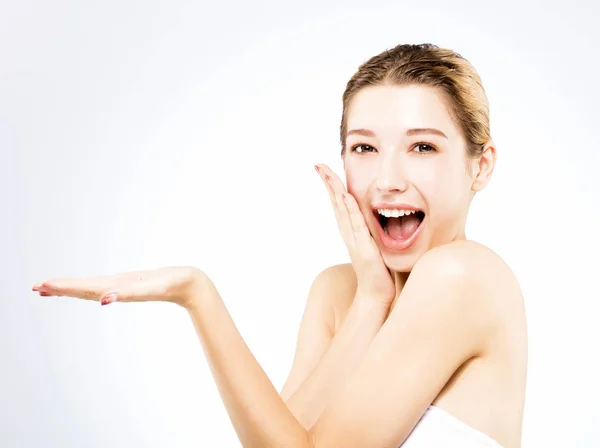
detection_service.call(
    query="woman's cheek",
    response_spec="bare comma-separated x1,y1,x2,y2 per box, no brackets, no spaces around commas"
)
347,181,367,199
344,167,371,197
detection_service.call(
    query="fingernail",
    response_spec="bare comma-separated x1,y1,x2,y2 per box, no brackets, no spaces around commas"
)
101,293,118,306
314,165,321,174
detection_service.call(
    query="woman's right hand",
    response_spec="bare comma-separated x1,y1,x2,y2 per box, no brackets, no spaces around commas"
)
315,164,396,309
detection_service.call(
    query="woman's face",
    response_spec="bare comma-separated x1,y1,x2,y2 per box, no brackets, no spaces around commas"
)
343,84,487,272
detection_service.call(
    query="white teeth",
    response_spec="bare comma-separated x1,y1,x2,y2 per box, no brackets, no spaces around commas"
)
377,209,419,218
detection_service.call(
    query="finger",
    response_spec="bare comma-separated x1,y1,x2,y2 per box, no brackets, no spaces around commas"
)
319,166,363,245
342,193,379,259
37,274,121,301
316,164,354,244
35,269,152,300
315,164,351,227
315,164,340,212
39,279,99,300
316,164,347,197
334,190,356,251
32,279,74,297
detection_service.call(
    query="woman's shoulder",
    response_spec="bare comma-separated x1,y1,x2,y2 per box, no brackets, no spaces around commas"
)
310,263,356,298
419,240,526,346
312,264,357,333
416,240,520,288
323,240,523,331
322,240,520,295
414,240,524,313
417,239,505,265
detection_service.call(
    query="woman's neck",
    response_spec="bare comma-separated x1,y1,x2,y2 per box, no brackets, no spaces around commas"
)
387,271,410,316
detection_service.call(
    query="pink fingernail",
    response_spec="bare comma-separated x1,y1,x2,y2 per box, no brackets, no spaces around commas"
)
101,293,118,306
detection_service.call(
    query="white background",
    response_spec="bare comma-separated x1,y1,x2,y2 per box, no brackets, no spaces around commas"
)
2,0,599,446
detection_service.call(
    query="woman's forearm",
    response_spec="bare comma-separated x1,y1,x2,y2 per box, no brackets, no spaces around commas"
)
186,273,312,447
285,297,388,430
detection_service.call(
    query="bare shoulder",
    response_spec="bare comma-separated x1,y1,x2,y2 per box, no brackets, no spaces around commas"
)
415,239,522,296
327,241,525,336
417,239,510,269
407,240,525,340
419,242,527,445
324,263,357,296
316,263,356,287
414,240,527,350
315,264,358,332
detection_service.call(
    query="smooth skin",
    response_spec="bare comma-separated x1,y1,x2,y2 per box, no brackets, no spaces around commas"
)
32,85,527,447
281,245,527,447
283,85,527,447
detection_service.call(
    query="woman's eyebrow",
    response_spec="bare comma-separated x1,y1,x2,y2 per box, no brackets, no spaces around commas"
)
406,128,448,139
346,128,448,140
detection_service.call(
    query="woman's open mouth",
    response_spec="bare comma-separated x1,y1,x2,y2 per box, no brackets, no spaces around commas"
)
372,207,425,251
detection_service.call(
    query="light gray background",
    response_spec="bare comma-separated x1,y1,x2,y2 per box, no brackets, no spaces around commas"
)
2,0,599,446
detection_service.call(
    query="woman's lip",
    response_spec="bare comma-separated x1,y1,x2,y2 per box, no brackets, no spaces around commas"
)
372,213,425,251
371,202,423,211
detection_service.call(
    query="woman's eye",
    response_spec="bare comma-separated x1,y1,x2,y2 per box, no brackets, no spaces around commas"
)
413,143,436,153
351,144,376,153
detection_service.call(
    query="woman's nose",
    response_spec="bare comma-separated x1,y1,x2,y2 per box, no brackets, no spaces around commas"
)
375,160,409,193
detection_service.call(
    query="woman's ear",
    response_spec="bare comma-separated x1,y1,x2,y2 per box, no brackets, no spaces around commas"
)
471,141,496,192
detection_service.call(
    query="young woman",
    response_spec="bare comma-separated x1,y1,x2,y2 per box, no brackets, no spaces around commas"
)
32,43,527,447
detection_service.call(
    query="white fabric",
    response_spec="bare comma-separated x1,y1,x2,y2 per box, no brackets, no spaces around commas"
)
401,405,504,447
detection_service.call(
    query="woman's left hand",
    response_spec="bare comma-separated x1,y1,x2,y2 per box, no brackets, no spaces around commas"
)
31,265,205,309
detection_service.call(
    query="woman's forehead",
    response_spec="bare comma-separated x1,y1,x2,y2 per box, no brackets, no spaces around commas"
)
346,85,458,140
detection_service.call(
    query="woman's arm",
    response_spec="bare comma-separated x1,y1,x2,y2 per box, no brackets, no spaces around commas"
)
186,274,313,447
186,270,384,446
284,286,387,430
187,266,389,446
186,240,505,447
279,266,339,403
280,263,388,431
278,166,397,430
309,241,506,447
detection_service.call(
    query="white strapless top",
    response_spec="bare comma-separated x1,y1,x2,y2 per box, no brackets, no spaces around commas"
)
401,405,504,447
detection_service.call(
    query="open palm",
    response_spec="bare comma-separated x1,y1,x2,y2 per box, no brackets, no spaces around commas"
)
31,265,201,308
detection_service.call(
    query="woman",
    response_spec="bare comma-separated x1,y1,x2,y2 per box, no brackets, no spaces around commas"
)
31,43,527,447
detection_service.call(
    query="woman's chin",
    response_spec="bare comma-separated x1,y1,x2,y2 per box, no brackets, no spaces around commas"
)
380,251,421,273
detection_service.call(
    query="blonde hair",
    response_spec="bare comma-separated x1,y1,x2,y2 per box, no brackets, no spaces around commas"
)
340,43,491,159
